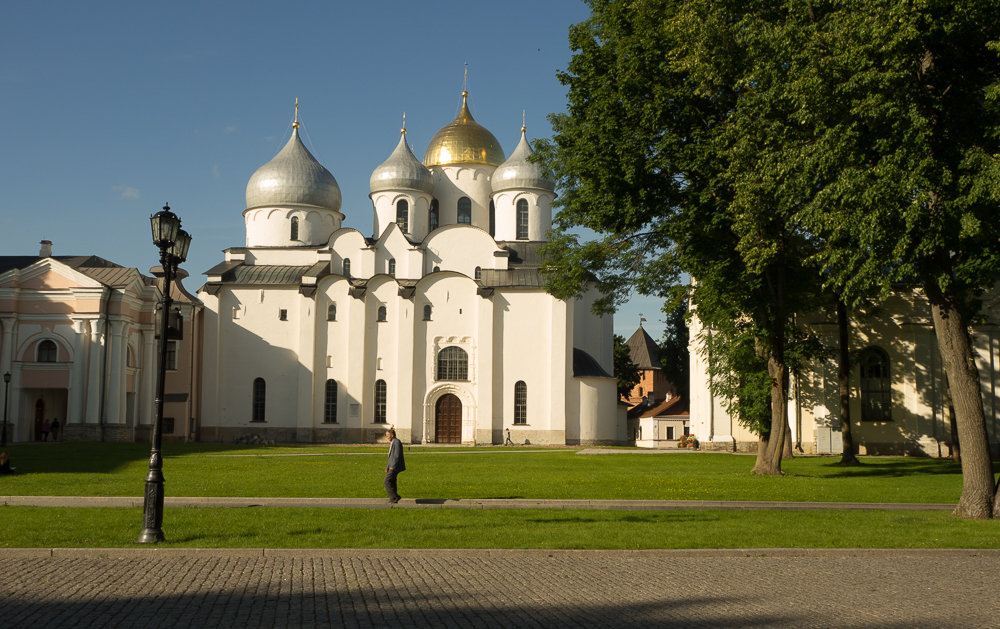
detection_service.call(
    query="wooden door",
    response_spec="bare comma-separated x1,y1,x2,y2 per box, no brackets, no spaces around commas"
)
435,394,462,443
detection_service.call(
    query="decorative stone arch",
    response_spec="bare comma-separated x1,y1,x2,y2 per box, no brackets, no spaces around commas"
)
422,383,477,444
18,332,72,363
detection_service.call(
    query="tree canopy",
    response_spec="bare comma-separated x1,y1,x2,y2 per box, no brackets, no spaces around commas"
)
539,0,1000,509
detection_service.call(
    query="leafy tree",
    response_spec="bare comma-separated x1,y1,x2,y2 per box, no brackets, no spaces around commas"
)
538,0,824,474
776,1,1000,518
542,0,1000,509
613,334,641,399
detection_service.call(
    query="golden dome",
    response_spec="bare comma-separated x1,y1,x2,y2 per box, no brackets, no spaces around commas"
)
423,92,505,167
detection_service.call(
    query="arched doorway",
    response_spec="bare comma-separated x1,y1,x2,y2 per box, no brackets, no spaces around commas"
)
435,394,462,443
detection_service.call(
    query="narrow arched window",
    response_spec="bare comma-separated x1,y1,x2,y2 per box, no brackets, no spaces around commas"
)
374,379,387,424
489,200,496,236
290,216,299,241
377,305,387,322
860,347,891,422
127,346,135,368
429,199,439,231
516,199,529,240
324,379,338,423
437,346,468,381
343,258,351,277
252,377,266,422
514,381,527,425
474,266,482,281
423,305,432,321
37,339,57,362
388,259,396,277
457,197,472,224
327,303,337,321
396,199,409,234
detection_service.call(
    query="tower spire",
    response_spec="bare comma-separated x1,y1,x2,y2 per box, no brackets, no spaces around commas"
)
293,98,300,130
522,109,527,134
402,112,406,135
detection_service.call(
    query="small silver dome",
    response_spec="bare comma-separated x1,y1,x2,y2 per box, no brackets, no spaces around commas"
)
370,131,435,195
246,129,342,211
491,128,554,193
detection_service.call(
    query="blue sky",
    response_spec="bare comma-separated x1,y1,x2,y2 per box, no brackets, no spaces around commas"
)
1,0,664,340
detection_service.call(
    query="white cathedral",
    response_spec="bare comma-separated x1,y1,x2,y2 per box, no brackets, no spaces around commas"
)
198,92,622,445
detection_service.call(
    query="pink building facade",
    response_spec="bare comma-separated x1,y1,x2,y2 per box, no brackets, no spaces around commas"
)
0,243,201,443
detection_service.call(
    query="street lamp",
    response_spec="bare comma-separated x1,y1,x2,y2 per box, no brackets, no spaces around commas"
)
2,372,10,447
138,204,191,544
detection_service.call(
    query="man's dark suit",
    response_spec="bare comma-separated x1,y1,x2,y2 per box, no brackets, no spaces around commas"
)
384,436,405,502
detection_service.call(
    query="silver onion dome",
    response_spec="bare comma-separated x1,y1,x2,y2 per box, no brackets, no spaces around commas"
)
246,128,342,211
491,128,554,193
370,131,435,195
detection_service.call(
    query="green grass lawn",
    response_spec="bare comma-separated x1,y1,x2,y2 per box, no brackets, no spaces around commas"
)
0,442,970,503
1,442,997,549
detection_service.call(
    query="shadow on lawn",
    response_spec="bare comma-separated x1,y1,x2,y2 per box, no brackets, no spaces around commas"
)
1,442,260,475
799,458,966,479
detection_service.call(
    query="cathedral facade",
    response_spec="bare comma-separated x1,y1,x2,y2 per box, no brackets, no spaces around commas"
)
198,92,622,445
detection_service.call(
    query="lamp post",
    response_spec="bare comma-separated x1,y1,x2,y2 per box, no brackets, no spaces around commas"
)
138,204,191,544
2,372,10,447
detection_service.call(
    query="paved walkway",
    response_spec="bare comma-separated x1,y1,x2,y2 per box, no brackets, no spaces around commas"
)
0,495,956,510
3,548,999,628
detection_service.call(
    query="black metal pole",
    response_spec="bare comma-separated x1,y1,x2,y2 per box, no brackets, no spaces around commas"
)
2,374,9,447
138,250,173,544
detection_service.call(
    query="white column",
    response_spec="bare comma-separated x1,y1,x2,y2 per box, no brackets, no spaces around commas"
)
85,320,105,424
105,320,125,424
475,292,494,443
548,298,569,443
296,296,316,440
66,318,90,424
1,317,17,441
395,296,415,441
0,317,15,376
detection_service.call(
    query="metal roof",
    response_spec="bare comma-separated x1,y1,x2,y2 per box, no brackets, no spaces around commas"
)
626,325,661,369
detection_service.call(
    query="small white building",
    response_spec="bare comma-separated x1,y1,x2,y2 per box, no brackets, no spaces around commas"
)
199,93,623,445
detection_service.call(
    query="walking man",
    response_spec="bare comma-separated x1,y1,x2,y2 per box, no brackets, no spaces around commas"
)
384,427,405,504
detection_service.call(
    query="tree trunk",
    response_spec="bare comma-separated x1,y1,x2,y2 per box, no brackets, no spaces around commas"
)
923,279,994,519
753,353,788,475
837,298,859,465
753,261,789,476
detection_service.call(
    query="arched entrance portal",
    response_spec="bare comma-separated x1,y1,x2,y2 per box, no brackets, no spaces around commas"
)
435,394,462,443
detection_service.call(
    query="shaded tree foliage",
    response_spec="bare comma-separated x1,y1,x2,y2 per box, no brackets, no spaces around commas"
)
541,0,1000,513
613,334,641,399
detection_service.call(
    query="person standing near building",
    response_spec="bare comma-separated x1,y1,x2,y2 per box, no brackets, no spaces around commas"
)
51,418,60,441
41,419,51,441
384,427,405,504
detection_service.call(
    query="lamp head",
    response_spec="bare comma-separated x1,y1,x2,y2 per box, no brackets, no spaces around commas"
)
150,204,181,249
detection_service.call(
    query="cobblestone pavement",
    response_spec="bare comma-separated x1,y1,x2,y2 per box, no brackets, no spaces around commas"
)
2,548,998,628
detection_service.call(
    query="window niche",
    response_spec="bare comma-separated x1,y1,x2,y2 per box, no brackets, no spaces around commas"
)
516,199,529,240
859,347,891,422
457,197,471,224
37,339,57,363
